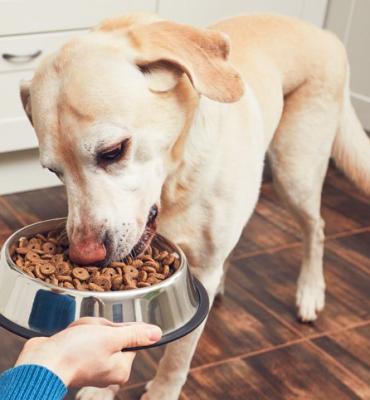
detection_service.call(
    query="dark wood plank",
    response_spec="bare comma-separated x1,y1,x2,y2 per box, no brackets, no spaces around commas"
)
0,328,26,373
0,186,67,233
232,171,369,259
325,171,369,204
313,324,370,387
321,180,370,227
239,342,369,400
0,230,12,247
326,232,370,275
192,275,298,367
117,360,269,400
0,214,12,234
232,200,299,258
185,359,269,400
107,276,300,388
149,341,370,400
232,233,370,336
120,337,370,400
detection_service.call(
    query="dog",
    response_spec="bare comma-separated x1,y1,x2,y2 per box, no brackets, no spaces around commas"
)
20,12,370,400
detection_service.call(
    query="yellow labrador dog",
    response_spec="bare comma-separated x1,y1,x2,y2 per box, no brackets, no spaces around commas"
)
20,13,370,400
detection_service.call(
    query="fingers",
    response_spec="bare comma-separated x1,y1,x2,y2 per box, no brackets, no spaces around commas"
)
68,317,119,328
107,352,136,384
22,336,48,350
69,317,151,329
110,324,162,350
67,317,162,349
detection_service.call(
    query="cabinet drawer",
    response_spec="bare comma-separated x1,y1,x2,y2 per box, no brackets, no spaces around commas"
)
0,30,88,153
0,70,36,153
0,149,61,195
0,0,156,36
0,30,86,73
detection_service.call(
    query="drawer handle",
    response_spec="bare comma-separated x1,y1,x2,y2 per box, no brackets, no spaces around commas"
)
2,50,42,63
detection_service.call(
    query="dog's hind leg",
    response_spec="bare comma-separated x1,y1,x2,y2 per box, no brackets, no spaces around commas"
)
268,83,342,322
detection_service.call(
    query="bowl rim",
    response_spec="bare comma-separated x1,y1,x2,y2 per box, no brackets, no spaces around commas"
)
3,217,188,298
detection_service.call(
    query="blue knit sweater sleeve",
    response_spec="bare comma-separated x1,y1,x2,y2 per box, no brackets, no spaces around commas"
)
0,364,67,400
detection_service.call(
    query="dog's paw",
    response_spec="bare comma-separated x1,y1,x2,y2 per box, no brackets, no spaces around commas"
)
296,281,325,322
76,386,119,400
140,379,181,400
145,380,153,392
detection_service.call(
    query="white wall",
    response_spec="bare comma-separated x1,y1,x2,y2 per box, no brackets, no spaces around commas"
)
157,0,328,27
325,0,370,131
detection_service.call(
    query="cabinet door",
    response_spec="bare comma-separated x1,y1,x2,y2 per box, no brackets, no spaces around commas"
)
0,148,60,194
0,0,156,36
157,0,327,27
0,30,87,154
326,0,370,130
0,70,37,153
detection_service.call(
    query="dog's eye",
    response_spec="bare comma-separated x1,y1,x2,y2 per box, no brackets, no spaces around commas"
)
98,139,130,165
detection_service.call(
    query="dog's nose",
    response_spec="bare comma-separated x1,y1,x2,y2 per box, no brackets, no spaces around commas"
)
69,240,106,265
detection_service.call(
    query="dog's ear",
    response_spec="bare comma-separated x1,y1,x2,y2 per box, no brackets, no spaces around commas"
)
139,60,184,93
20,80,33,125
128,21,244,103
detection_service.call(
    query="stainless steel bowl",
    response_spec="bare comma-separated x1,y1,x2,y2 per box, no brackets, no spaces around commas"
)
0,218,209,350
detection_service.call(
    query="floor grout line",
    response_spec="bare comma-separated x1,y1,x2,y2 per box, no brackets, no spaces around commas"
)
232,226,370,262
325,244,370,276
120,319,370,392
232,242,302,261
306,340,370,391
188,319,370,374
239,291,305,338
325,226,370,240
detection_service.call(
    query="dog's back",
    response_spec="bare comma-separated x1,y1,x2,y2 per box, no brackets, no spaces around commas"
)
211,14,370,194
211,15,347,140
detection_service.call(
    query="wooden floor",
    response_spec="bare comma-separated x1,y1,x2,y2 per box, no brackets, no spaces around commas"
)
0,166,369,400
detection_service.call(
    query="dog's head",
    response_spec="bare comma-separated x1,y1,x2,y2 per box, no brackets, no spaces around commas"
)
20,14,244,265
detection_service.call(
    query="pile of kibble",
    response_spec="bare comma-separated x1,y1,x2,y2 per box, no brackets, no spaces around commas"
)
11,231,180,292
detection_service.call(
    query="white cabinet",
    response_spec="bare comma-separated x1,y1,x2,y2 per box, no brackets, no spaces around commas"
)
326,0,370,131
0,30,87,153
0,148,61,195
157,0,328,27
0,30,88,74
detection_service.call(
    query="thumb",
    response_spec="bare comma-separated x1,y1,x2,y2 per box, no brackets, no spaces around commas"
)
110,323,162,350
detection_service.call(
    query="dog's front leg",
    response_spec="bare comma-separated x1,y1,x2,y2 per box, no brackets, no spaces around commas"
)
141,264,223,400
76,384,120,400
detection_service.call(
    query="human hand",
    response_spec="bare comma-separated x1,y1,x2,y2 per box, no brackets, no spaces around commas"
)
15,317,162,387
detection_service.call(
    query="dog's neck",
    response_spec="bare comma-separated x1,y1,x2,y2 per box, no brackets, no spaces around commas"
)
161,93,231,212
160,79,265,218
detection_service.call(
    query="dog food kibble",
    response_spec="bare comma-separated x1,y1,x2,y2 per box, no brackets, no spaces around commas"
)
11,231,180,292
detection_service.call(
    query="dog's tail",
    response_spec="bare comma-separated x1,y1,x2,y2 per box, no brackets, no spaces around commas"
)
332,74,370,195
